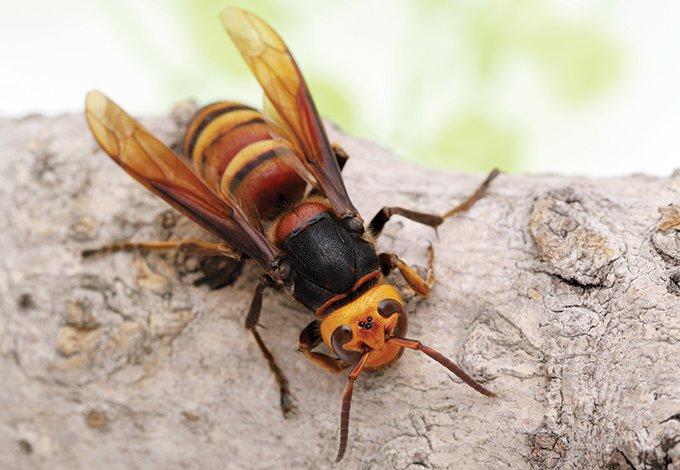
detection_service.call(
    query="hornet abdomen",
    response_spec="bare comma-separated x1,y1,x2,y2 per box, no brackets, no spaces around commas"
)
183,101,307,219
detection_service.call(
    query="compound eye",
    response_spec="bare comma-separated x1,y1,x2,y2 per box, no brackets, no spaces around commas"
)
331,325,362,363
377,299,408,337
377,299,403,317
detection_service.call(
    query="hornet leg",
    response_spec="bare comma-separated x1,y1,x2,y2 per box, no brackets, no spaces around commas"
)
192,256,243,290
297,320,348,373
379,244,435,296
332,143,350,171
83,238,243,290
306,144,351,198
82,238,239,259
368,169,499,237
245,278,295,416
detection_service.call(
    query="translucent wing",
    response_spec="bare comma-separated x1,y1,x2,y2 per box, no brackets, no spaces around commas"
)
221,7,359,223
85,90,284,277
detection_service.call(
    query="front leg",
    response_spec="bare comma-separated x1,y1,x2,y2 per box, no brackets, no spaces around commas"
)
379,245,435,296
368,169,499,237
297,320,347,373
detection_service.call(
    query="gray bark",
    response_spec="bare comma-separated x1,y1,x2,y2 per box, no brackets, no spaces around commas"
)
0,107,679,470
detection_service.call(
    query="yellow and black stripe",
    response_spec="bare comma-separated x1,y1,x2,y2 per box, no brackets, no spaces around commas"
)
183,101,254,160
183,101,307,220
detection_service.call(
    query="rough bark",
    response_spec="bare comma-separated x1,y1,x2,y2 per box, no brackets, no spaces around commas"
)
0,107,679,470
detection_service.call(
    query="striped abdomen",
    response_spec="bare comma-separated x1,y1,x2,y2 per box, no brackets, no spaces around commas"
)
183,102,307,219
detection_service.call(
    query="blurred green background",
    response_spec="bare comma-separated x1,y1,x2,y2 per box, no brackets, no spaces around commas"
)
2,0,679,176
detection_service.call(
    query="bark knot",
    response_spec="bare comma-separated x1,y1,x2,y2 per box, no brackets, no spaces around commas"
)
530,188,618,287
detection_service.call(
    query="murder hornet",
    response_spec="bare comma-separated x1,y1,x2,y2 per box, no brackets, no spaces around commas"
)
83,6,499,462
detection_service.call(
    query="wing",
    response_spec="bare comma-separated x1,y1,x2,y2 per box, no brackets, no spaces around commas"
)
220,7,360,224
84,90,284,278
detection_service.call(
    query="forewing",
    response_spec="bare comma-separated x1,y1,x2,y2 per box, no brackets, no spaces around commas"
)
85,90,283,275
220,7,358,220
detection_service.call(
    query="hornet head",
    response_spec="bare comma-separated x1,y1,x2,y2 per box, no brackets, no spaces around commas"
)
320,284,407,370
319,282,496,462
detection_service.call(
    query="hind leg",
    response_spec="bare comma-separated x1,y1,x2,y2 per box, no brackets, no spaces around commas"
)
192,256,244,289
332,143,350,171
368,169,499,237
83,238,243,290
307,144,351,198
82,238,239,259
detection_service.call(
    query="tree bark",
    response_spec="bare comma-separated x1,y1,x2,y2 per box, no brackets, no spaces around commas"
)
0,108,678,469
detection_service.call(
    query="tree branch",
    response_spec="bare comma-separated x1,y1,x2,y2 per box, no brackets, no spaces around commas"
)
0,108,678,469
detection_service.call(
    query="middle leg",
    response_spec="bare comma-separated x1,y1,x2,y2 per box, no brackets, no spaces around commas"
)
244,278,295,416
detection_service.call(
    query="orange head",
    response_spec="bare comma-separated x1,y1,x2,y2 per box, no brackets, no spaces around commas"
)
320,284,407,370
321,282,496,463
